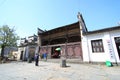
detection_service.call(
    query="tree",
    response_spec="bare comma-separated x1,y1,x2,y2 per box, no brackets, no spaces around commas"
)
0,25,19,59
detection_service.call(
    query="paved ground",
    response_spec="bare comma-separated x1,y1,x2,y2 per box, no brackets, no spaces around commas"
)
0,61,120,80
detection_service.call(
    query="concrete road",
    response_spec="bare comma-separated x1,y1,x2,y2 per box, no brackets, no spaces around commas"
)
0,61,119,80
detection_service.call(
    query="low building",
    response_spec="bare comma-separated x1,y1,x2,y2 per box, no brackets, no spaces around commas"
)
18,35,38,61
82,25,120,64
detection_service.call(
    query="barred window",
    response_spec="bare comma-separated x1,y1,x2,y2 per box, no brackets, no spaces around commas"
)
91,39,104,53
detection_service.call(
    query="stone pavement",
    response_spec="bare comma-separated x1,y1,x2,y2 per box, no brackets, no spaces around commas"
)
0,61,120,80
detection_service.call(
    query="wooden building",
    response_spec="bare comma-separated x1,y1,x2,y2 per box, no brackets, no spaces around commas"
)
38,14,87,61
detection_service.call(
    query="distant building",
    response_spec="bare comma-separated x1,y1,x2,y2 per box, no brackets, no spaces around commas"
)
18,35,38,61
0,46,18,60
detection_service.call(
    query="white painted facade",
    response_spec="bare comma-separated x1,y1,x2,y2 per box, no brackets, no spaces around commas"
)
82,29,120,63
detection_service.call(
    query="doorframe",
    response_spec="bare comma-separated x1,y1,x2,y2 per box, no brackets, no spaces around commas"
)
114,37,120,60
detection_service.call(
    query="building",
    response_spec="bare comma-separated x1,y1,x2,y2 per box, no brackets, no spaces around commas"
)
18,35,38,61
38,12,120,64
82,26,120,64
38,14,87,61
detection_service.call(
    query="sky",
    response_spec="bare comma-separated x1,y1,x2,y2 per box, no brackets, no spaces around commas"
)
0,0,120,38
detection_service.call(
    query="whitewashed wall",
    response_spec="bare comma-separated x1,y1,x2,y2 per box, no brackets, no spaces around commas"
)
82,29,120,63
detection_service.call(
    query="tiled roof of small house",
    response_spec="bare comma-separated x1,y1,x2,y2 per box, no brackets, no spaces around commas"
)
83,25,120,35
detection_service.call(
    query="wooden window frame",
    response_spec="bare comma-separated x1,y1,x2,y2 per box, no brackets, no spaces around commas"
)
91,39,104,53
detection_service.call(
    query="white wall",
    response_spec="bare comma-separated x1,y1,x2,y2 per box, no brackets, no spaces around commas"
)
82,36,90,62
82,30,120,63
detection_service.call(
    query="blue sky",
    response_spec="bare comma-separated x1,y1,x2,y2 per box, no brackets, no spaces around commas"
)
0,0,120,38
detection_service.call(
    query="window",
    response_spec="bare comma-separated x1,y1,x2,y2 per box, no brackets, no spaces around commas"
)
91,39,104,53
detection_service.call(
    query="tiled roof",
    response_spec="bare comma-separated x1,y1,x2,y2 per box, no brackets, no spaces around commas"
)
38,21,79,35
83,25,120,35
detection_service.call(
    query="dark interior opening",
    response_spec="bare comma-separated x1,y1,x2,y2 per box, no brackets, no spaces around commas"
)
115,37,120,59
51,46,61,58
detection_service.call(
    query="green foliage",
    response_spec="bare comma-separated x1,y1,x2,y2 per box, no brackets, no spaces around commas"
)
0,25,20,47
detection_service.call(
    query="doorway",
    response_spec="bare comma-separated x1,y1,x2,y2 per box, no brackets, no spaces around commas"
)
20,51,23,60
115,37,120,59
51,46,61,58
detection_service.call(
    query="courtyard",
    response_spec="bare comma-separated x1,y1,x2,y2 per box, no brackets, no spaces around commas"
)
0,61,119,80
